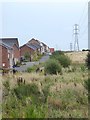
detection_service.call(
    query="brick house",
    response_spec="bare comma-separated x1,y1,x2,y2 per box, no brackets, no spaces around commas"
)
27,38,41,54
27,38,49,54
0,41,13,68
20,44,37,61
27,38,40,45
0,38,20,68
50,48,54,53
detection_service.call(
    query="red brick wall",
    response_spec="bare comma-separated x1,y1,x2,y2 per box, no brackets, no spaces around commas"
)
13,44,20,59
2,46,9,68
50,48,54,53
0,45,2,68
20,45,34,57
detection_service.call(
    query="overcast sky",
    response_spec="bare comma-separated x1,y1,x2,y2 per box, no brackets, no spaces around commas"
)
0,0,89,51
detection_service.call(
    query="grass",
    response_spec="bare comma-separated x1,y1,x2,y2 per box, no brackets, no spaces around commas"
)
1,53,88,118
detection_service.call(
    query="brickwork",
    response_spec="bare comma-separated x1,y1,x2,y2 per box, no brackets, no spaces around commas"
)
0,45,2,68
1,45,9,68
20,45,34,57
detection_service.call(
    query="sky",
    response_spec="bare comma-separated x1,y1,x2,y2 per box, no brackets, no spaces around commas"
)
0,0,89,51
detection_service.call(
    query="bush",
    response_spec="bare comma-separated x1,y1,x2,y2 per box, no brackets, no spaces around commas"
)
3,80,10,95
56,55,71,68
50,51,71,68
14,84,39,99
24,52,30,61
45,59,62,75
52,51,64,56
86,51,90,69
50,51,64,59
15,61,21,67
27,66,36,73
84,79,90,91
27,64,42,73
25,105,46,118
80,64,86,72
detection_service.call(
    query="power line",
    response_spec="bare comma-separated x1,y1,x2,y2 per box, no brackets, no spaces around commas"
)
78,1,88,26
79,12,88,27
77,1,88,46
79,24,88,39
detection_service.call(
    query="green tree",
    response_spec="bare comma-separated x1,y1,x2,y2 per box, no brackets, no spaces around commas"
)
24,52,30,61
56,55,71,68
86,51,90,70
50,51,71,68
45,59,62,74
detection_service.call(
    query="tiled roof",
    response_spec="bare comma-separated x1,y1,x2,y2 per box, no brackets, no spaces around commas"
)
0,38,19,48
31,43,41,49
0,40,12,49
26,44,37,50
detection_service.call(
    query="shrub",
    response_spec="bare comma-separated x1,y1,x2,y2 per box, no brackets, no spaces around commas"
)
45,59,62,75
24,52,30,61
56,55,71,68
14,84,39,99
50,51,71,68
15,61,21,67
3,80,10,96
86,51,90,69
27,66,35,73
80,64,86,72
27,65,40,73
25,105,46,118
84,79,90,91
52,51,64,56
50,51,64,60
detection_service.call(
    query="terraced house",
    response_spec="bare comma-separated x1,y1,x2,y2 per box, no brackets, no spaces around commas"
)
27,38,50,54
0,38,20,68
20,44,38,61
20,38,50,61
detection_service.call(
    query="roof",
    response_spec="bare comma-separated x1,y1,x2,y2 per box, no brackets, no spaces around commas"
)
28,38,41,45
27,38,49,48
0,38,19,48
20,44,37,50
26,44,37,50
30,43,41,49
41,42,47,46
0,40,12,49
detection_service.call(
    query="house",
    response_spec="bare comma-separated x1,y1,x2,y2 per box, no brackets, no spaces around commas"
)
0,41,13,68
20,38,50,61
27,38,41,54
27,38,50,54
20,44,37,61
41,42,50,53
0,38,20,68
50,48,54,53
27,38,40,45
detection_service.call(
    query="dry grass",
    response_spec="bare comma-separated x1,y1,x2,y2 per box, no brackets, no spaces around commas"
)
65,51,88,63
1,51,88,118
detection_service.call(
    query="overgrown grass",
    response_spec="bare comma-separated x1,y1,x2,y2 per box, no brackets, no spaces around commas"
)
2,62,88,118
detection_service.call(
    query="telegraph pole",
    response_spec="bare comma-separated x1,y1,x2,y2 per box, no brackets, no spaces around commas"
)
73,24,79,51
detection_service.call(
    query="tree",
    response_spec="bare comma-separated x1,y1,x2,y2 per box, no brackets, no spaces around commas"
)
86,51,90,70
45,59,62,75
24,52,30,61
